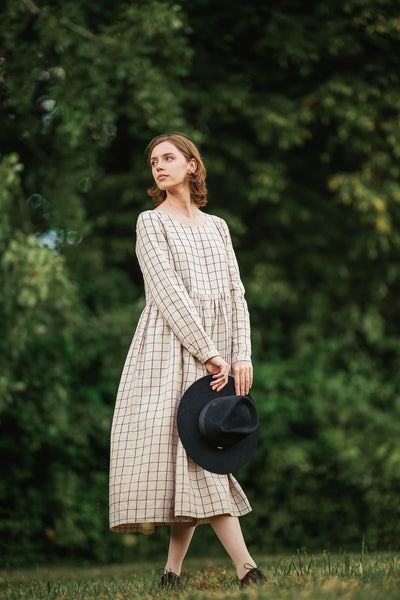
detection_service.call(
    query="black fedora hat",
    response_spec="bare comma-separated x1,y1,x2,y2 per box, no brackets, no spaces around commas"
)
177,375,259,474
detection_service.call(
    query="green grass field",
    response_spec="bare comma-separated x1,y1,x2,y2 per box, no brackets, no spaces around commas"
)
1,550,399,599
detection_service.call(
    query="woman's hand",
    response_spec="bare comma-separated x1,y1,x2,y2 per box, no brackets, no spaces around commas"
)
231,360,253,396
205,356,230,392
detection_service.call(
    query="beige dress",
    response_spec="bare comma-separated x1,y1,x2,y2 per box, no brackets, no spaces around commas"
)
109,209,252,534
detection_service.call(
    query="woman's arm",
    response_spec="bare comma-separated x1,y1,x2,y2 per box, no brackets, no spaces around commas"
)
218,218,253,395
219,218,252,363
135,211,220,365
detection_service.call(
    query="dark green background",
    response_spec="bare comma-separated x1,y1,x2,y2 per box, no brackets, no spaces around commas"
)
1,0,400,566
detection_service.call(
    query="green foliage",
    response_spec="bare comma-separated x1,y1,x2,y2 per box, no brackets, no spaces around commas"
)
243,356,400,551
0,153,141,565
1,0,400,565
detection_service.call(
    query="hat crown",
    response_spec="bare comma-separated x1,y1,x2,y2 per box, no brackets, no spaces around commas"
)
199,395,259,450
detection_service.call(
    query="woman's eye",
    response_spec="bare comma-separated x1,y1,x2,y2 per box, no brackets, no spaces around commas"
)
151,161,157,167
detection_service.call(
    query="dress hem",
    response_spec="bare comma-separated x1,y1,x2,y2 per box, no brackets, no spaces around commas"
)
110,507,252,535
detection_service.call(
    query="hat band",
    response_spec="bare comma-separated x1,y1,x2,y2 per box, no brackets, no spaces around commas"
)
199,402,221,447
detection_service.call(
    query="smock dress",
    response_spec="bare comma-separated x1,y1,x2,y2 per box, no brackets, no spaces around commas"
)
109,209,252,534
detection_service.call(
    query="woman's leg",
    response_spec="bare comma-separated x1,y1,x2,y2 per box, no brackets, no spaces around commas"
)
210,515,256,580
164,523,196,575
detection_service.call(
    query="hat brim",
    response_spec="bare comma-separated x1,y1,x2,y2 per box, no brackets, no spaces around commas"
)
177,375,259,474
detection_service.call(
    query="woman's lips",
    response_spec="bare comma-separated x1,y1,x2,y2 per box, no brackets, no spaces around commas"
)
158,175,168,181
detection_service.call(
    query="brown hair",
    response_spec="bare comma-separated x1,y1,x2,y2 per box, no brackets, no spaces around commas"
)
145,133,207,207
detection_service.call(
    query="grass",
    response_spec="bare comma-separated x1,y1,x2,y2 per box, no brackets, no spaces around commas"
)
1,549,400,600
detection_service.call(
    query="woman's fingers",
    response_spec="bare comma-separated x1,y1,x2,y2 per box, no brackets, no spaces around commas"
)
205,356,230,391
212,380,227,392
206,357,253,394
232,361,253,395
211,364,229,391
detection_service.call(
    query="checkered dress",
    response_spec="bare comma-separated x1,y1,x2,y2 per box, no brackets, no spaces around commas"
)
109,209,252,533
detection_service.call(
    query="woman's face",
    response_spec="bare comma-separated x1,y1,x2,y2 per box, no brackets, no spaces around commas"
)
150,141,195,191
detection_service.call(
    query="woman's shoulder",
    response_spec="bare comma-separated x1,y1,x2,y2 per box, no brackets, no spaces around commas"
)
137,208,160,219
136,209,163,226
207,213,226,224
207,213,229,233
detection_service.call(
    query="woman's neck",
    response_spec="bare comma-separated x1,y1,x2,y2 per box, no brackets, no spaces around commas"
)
162,191,199,217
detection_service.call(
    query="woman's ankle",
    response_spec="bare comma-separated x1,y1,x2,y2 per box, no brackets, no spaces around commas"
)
236,560,257,580
164,564,182,576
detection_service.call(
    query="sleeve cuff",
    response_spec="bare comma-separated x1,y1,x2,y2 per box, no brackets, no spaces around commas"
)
231,353,252,363
199,350,221,364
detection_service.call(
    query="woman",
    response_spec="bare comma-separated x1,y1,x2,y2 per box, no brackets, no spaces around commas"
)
109,133,266,588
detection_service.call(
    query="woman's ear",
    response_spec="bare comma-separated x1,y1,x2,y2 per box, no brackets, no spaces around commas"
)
188,158,197,173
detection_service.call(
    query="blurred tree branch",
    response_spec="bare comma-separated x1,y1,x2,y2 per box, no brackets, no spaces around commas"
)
21,0,40,14
21,0,96,39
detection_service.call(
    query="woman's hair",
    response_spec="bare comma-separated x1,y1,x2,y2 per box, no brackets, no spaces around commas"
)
145,133,207,207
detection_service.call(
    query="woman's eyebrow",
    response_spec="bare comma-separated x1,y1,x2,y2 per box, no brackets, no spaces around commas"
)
151,152,176,161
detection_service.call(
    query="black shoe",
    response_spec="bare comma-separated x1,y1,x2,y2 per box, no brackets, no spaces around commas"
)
240,565,267,587
159,571,180,589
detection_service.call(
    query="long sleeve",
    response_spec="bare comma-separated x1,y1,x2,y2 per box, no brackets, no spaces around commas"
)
218,218,252,363
135,211,220,364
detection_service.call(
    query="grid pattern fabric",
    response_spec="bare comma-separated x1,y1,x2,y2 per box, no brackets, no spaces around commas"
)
109,210,252,534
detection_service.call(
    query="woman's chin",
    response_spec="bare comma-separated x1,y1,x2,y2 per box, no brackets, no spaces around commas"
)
156,181,169,190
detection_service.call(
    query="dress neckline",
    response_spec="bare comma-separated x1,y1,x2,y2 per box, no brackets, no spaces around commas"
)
154,210,208,228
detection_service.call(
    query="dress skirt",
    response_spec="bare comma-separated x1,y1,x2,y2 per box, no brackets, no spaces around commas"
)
109,209,252,534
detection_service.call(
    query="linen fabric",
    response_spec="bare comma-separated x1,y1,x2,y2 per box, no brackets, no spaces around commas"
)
109,209,252,534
